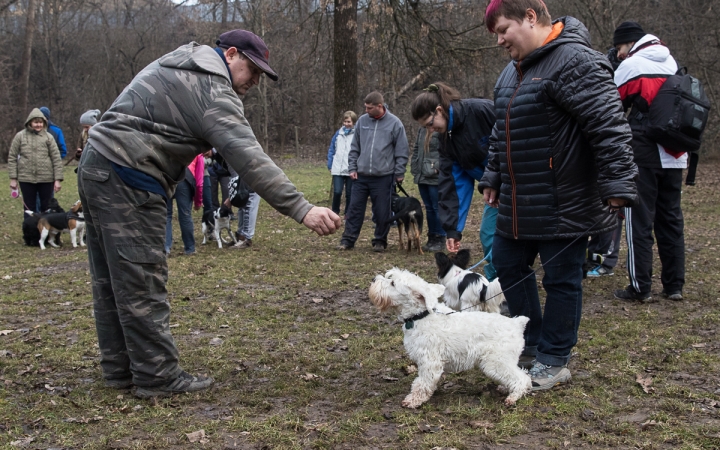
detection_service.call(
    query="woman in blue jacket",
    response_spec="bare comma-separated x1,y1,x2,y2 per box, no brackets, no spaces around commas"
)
411,82,498,281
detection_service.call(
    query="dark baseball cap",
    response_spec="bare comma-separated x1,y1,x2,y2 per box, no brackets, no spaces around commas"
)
216,29,279,81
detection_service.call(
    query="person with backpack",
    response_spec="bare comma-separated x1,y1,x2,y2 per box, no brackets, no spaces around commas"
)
612,22,694,302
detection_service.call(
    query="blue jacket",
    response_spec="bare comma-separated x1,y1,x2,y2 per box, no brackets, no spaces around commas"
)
47,123,67,159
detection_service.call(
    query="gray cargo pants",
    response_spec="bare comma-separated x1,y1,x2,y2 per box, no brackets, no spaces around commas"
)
78,145,182,387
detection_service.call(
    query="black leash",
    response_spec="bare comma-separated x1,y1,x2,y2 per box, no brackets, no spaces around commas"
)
396,182,410,198
457,213,612,313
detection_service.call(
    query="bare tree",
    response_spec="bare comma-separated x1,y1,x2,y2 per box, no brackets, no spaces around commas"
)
333,0,358,124
18,0,36,123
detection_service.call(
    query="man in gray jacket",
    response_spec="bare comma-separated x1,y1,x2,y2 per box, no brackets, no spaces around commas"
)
78,29,341,398
338,92,409,252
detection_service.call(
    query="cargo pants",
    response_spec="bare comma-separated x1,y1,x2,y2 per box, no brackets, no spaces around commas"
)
78,145,182,387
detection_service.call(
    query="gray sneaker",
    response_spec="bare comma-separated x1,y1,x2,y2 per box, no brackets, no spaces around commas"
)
661,290,683,301
529,362,571,391
134,371,213,398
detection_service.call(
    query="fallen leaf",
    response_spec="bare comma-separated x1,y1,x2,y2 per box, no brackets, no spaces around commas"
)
169,323,180,328
217,306,225,313
2,275,11,280
382,375,398,382
469,420,494,429
64,416,103,424
300,373,321,381
641,419,658,431
636,373,655,394
186,429,206,443
10,436,34,447
311,298,323,303
209,338,223,346
0,330,14,336
692,343,707,348
340,333,350,339
0,350,12,357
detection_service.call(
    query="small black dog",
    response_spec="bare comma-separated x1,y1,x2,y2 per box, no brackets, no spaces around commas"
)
22,198,65,247
388,196,424,254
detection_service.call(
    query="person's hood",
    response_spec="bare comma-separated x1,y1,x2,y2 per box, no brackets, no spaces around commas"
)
629,34,670,63
158,42,231,82
519,16,591,71
25,108,48,130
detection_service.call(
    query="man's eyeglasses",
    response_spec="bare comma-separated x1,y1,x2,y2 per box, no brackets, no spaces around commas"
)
424,112,436,129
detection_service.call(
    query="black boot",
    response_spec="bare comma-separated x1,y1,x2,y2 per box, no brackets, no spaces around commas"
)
423,235,445,252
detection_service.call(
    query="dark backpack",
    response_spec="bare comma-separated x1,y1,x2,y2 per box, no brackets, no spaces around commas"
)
646,67,711,153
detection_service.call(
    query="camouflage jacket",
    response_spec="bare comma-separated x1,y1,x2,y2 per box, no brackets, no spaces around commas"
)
87,43,312,223
8,108,64,184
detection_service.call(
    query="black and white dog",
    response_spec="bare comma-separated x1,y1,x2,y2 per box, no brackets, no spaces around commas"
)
212,205,237,248
388,195,424,254
435,250,509,316
22,198,65,247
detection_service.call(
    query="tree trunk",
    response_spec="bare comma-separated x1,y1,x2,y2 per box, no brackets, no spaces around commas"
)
333,0,358,124
18,0,37,123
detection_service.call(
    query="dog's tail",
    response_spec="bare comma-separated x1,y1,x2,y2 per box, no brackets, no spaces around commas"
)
384,205,420,226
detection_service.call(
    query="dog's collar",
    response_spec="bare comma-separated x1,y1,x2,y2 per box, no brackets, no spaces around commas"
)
403,310,430,329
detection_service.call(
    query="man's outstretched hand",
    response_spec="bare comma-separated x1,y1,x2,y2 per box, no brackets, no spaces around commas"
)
303,206,342,236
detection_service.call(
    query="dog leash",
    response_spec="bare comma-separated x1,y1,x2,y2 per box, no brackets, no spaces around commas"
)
458,213,611,313
468,250,492,271
396,182,411,198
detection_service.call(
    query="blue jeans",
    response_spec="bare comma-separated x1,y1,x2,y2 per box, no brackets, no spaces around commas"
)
235,192,260,240
480,204,498,281
331,175,353,215
493,234,588,367
165,180,195,254
418,184,445,237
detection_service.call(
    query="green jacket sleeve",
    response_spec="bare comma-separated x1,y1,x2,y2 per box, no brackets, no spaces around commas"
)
7,133,21,179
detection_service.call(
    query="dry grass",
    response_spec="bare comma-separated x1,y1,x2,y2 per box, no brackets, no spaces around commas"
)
0,160,718,449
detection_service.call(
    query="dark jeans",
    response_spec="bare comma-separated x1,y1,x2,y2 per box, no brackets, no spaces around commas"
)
331,175,353,215
341,174,394,248
165,179,195,254
587,214,623,269
493,234,588,367
418,183,444,237
19,182,54,217
625,167,684,294
202,175,213,216
210,173,231,211
78,145,181,387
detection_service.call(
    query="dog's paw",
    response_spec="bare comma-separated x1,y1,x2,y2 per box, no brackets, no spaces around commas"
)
504,397,517,406
401,395,424,409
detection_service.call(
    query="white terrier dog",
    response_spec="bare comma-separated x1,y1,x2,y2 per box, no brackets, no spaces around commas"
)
435,250,508,315
369,268,531,408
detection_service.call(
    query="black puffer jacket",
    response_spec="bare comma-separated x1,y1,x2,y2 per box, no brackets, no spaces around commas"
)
478,16,637,240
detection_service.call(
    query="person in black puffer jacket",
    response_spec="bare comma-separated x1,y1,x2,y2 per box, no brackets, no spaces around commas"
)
479,0,637,392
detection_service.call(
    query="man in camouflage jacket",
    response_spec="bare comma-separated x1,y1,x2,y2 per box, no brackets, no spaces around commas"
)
77,30,340,398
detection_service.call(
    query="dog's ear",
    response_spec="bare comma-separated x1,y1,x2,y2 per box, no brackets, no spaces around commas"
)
434,252,454,279
454,249,471,269
410,283,445,313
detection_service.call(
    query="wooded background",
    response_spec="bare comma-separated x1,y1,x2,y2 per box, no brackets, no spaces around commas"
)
1,0,717,162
